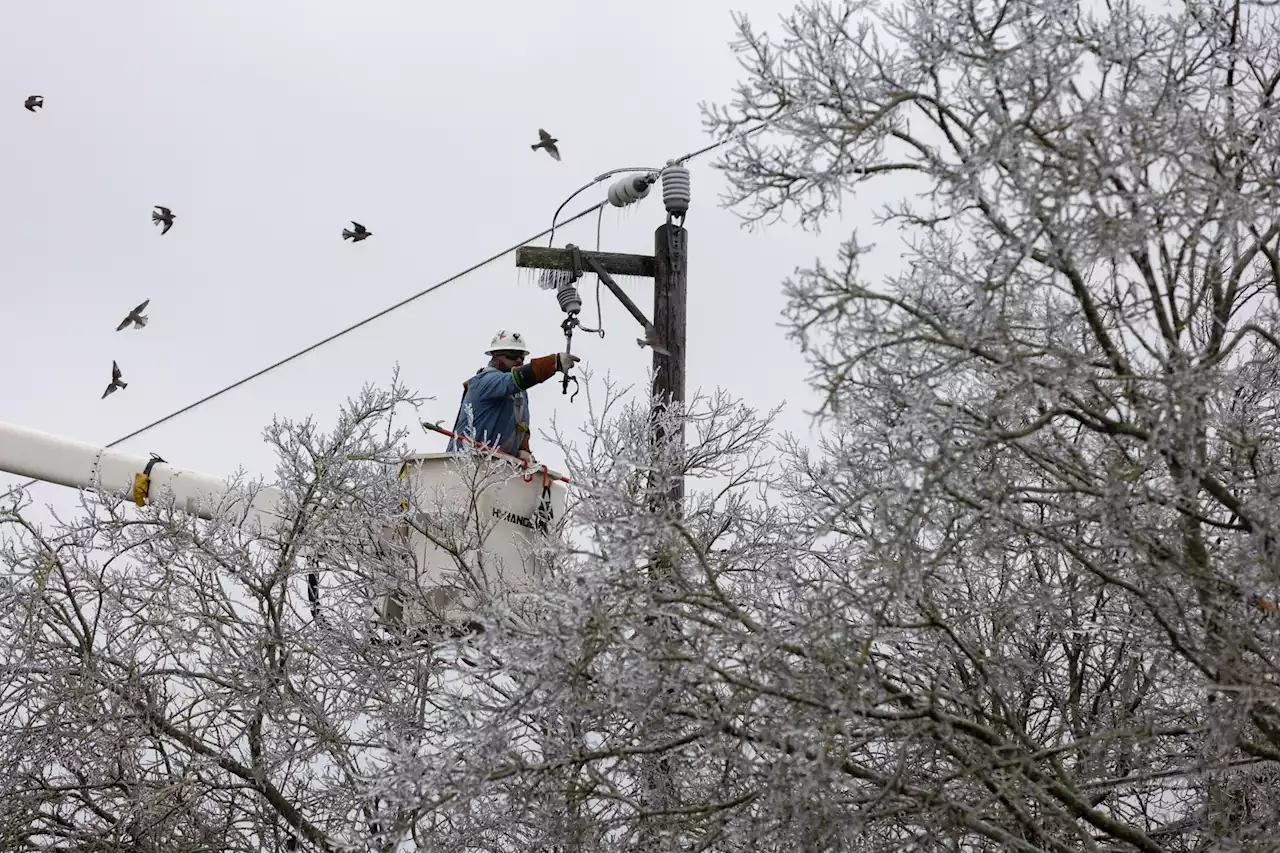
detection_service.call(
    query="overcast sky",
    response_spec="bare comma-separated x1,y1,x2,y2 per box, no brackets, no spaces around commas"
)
1,1,850,513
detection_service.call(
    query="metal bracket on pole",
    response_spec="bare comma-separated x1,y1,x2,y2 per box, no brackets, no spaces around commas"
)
568,245,584,282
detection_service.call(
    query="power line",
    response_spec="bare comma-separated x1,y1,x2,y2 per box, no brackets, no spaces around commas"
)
109,200,608,446
5,116,797,501
548,166,662,248
546,106,803,246
672,103,805,165
2,201,607,500
137,119,797,441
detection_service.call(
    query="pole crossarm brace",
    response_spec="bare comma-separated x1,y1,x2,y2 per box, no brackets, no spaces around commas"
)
581,254,664,347
515,244,669,354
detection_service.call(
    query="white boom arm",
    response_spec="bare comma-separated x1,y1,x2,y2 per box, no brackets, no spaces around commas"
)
1,420,573,630
0,420,283,529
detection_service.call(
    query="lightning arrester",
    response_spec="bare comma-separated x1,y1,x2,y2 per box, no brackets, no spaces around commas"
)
661,161,691,217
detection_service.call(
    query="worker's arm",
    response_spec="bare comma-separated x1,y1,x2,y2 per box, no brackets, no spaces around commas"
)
467,356,561,401
512,355,560,391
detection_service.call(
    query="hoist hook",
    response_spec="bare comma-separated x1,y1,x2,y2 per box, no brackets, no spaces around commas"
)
560,312,579,401
548,244,590,403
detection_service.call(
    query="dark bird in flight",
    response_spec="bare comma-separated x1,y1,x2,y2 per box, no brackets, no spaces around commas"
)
152,206,175,235
532,128,561,161
117,299,150,331
102,361,127,399
342,221,372,242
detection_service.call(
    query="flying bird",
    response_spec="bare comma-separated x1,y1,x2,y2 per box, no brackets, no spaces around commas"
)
531,128,560,161
152,206,175,235
342,221,372,242
24,95,43,112
102,361,127,399
116,299,150,331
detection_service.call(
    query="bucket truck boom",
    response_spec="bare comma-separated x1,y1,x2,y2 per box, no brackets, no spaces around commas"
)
0,419,569,632
0,420,283,529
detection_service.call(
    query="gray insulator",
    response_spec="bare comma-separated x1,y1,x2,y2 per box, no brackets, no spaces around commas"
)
607,173,656,208
661,161,690,216
557,282,582,315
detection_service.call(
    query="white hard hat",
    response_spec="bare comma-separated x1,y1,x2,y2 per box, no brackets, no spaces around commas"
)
485,329,531,355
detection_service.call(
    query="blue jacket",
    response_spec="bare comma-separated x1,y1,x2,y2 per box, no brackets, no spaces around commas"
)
448,366,530,456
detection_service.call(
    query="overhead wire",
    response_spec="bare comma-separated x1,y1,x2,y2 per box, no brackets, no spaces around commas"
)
2,201,606,500
671,102,806,165
547,166,662,249
4,106,804,501
546,102,806,246
545,107,807,335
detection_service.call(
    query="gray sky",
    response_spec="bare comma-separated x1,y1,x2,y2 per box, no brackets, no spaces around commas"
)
1,0,842,509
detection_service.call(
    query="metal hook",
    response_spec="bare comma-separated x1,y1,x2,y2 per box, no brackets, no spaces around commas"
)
560,313,579,400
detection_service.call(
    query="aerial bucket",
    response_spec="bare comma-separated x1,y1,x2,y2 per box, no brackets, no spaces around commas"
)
375,451,570,634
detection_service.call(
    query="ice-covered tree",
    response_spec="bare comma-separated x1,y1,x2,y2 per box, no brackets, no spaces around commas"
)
698,0,1280,848
382,0,1280,849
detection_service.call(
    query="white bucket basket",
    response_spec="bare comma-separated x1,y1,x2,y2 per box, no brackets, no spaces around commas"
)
377,452,569,631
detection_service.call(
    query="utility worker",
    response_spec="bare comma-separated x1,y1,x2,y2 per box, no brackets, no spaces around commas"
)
448,330,581,463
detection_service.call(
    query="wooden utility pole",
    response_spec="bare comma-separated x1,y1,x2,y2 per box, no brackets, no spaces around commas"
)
651,222,688,512
517,217,689,850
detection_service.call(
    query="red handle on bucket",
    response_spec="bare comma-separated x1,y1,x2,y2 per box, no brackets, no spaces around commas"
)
419,421,571,484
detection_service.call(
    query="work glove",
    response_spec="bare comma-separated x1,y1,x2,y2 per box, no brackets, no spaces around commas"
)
519,449,536,465
555,353,581,374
